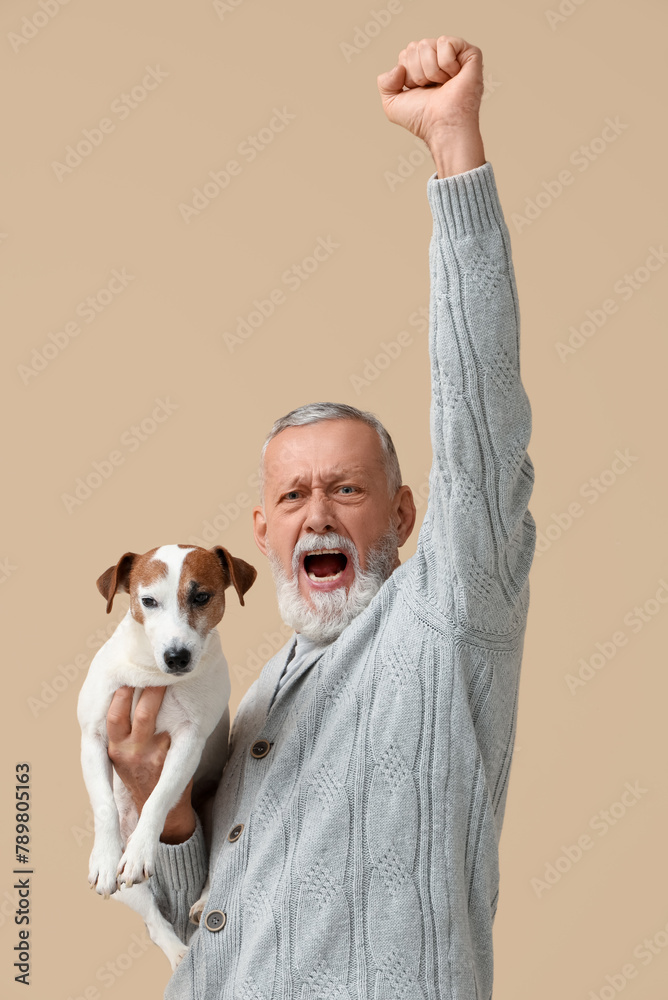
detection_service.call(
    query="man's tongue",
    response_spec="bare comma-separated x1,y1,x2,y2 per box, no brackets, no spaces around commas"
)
305,553,345,579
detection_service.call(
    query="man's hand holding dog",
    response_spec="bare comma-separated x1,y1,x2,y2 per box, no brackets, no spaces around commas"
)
377,35,486,178
107,686,196,845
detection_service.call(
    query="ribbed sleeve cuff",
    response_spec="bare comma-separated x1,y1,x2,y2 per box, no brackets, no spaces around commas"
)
153,811,208,892
427,161,503,240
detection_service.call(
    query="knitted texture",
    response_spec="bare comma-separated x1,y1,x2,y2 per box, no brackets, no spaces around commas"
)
149,160,536,1000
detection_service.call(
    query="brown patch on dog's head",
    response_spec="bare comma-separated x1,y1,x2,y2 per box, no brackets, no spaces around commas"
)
177,546,257,631
96,548,168,620
178,546,228,632
97,544,256,629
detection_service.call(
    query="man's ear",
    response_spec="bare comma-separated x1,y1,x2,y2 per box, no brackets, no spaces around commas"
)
96,552,137,614
252,505,268,556
395,485,417,545
211,547,257,607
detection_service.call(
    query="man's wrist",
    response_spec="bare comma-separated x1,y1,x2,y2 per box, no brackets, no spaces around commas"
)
160,805,197,845
427,126,486,179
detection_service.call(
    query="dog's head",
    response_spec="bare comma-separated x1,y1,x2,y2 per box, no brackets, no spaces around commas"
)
96,544,257,676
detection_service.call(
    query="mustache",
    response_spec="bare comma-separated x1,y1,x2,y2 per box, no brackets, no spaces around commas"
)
267,524,400,644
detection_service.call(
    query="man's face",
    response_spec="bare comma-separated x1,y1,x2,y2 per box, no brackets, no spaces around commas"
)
252,419,416,642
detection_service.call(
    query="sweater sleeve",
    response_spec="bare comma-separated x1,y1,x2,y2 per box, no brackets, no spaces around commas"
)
411,160,536,637
148,811,209,946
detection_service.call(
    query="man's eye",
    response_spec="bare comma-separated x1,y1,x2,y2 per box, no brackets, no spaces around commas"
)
193,593,210,606
141,597,157,608
284,491,300,500
339,486,356,494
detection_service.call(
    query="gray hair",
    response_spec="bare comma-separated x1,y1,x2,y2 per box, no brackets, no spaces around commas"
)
258,402,402,504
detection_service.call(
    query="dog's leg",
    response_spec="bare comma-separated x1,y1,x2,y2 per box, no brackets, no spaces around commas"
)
113,767,138,847
80,730,124,897
188,789,215,925
116,731,206,887
189,873,211,926
113,883,190,971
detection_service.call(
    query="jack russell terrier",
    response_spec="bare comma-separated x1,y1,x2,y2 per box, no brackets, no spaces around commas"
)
77,543,256,969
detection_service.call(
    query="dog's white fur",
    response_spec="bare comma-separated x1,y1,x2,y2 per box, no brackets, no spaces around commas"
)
77,544,254,970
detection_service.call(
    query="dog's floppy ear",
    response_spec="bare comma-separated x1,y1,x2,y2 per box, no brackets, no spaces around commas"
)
96,552,137,614
211,547,257,607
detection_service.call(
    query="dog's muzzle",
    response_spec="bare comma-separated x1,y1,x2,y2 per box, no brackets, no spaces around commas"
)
163,647,192,673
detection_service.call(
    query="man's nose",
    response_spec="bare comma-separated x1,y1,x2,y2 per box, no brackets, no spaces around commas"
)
302,495,338,534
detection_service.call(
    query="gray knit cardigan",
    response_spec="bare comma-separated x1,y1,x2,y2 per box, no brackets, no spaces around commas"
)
149,159,536,1000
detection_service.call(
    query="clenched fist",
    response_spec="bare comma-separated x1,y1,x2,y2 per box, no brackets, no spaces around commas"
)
377,36,486,178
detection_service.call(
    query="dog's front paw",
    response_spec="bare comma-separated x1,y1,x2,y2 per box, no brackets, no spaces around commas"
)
116,830,156,888
89,842,123,898
167,942,189,971
189,890,209,926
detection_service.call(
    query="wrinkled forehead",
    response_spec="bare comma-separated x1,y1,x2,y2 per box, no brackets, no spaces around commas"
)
262,420,386,487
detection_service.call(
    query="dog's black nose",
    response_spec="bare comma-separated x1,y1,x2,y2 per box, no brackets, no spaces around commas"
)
163,647,192,672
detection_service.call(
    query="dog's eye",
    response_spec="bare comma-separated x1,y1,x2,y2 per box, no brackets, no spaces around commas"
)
193,593,210,606
141,597,157,608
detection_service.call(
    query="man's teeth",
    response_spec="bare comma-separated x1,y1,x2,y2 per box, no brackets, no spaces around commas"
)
303,548,345,582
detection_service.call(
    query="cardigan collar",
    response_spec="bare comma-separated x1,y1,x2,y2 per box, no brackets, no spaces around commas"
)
245,558,412,726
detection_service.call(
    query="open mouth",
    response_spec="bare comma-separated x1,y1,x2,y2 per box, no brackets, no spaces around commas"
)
303,548,348,582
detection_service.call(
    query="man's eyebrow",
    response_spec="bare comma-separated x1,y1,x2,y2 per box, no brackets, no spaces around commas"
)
270,467,370,492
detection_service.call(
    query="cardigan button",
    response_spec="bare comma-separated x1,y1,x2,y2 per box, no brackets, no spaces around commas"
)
251,739,271,758
203,909,226,932
228,823,244,842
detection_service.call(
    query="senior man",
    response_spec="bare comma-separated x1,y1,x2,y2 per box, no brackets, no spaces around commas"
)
107,35,536,999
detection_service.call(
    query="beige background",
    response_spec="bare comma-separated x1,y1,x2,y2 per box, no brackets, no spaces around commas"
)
2,0,667,997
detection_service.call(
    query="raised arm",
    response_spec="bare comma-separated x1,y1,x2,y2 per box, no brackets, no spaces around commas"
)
378,37,536,638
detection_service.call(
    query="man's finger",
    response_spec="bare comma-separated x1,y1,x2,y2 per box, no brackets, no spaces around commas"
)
376,63,406,99
404,39,439,88
131,685,167,742
437,36,482,77
106,686,135,743
416,39,451,86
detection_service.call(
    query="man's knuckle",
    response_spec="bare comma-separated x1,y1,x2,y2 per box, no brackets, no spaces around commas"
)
132,708,153,726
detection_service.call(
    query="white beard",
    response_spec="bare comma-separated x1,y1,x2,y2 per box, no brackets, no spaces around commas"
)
266,526,400,645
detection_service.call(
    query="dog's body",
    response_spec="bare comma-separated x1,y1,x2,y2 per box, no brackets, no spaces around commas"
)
77,544,256,969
